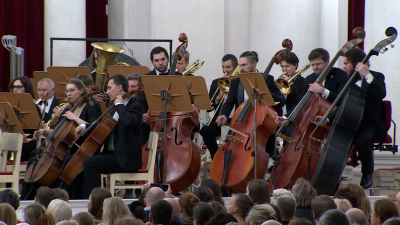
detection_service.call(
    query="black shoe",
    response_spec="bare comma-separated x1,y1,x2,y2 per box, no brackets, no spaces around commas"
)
360,174,372,189
124,189,134,199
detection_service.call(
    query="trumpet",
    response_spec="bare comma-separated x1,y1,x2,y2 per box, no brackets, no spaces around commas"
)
34,96,44,105
182,59,205,76
275,63,311,95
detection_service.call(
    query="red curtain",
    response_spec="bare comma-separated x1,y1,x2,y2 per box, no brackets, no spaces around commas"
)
348,0,365,50
86,0,108,58
0,0,44,92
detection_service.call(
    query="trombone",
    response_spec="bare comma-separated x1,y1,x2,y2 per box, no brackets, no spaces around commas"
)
182,59,205,76
275,63,311,95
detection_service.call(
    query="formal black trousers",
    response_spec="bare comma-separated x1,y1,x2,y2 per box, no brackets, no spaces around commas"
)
353,120,376,175
200,121,221,159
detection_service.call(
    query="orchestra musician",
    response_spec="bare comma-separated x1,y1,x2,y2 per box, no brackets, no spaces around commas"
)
74,74,143,199
37,78,60,123
200,54,238,159
215,51,285,156
176,50,190,74
75,73,102,118
317,48,387,189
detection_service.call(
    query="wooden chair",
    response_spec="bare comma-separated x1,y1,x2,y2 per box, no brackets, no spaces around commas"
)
102,132,158,196
0,132,24,194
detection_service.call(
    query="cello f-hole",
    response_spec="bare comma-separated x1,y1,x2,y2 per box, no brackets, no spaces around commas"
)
244,133,251,151
171,127,183,146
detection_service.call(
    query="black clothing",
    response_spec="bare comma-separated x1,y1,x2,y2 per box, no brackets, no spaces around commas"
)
43,97,60,123
90,97,102,118
284,76,304,117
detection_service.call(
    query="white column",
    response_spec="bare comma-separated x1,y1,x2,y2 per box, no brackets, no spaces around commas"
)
44,0,86,68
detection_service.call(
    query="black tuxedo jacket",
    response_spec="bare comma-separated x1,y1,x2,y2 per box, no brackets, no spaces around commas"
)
302,67,348,103
220,74,285,118
284,76,304,116
43,97,60,123
208,78,223,117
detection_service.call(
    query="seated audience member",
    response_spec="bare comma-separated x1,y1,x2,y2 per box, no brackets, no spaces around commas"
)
212,213,238,225
0,203,17,225
332,198,351,213
87,188,112,224
227,193,253,224
144,187,166,221
114,215,145,225
267,204,283,224
247,179,270,204
47,199,73,223
179,193,200,225
149,199,173,225
129,201,146,223
193,203,216,225
318,209,350,225
0,189,20,210
382,218,400,225
209,201,227,215
288,218,313,225
292,179,317,225
72,211,95,225
389,190,400,215
310,195,337,225
371,199,399,225
274,195,296,225
54,188,69,202
138,186,151,207
23,203,56,225
345,208,369,225
246,204,277,225
165,197,183,225
101,197,132,225
193,186,215,203
200,179,225,207
334,183,371,222
271,189,295,204
35,187,58,209
260,221,281,225
55,220,78,225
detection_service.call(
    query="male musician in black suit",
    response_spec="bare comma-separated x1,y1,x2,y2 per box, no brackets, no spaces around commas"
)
216,51,285,156
75,74,143,199
37,78,60,123
200,54,238,159
325,48,386,188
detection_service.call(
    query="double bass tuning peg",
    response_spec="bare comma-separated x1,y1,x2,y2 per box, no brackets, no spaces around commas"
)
380,47,388,54
390,44,395,48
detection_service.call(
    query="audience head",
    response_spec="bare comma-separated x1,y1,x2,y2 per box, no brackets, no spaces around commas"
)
35,187,57,209
292,178,317,208
37,78,55,101
227,193,253,222
200,179,225,206
0,203,17,225
164,197,181,217
246,204,277,225
334,183,371,221
319,209,350,225
53,188,69,202
145,187,166,207
383,218,400,225
150,199,173,225
271,188,294,204
193,202,216,225
72,211,95,225
0,189,20,210
267,204,282,224
193,186,215,203
138,186,151,207
55,220,78,225
333,198,352,213
311,195,337,223
372,198,399,225
260,221,281,225
390,191,400,214
10,76,35,98
114,215,145,225
178,193,200,218
129,201,146,223
87,188,112,221
212,213,238,225
102,197,131,225
247,179,270,204
209,201,227,215
288,218,313,225
23,203,56,225
47,199,73,223
275,195,296,221
345,208,369,225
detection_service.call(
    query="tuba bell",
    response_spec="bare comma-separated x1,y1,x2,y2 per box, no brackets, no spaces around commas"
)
91,42,125,92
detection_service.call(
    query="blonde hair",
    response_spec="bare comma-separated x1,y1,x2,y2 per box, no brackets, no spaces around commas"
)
333,198,352,213
246,204,276,225
0,203,17,225
102,197,131,225
47,199,73,223
55,220,78,225
72,211,95,225
23,203,56,225
271,188,295,204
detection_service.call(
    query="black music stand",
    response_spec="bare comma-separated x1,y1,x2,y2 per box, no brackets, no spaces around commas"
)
239,72,276,179
141,75,192,184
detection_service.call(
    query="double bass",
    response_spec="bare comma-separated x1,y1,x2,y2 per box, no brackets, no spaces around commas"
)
311,27,397,195
269,27,365,191
210,39,292,193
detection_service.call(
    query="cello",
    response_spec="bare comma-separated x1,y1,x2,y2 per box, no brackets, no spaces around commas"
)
269,27,365,191
311,27,397,195
210,39,292,193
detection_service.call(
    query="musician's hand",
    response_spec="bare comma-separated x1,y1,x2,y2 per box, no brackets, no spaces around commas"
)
355,62,370,77
215,90,225,102
143,113,150,123
281,74,294,85
53,106,63,118
115,95,123,104
275,116,287,127
33,129,45,140
308,83,325,94
313,116,328,125
75,126,84,138
216,116,227,127
92,94,104,102
63,111,78,122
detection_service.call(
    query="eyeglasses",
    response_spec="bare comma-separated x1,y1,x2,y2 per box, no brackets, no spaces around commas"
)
12,85,25,90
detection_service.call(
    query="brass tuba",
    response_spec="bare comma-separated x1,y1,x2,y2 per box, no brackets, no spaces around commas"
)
275,63,311,95
91,42,125,92
182,59,205,75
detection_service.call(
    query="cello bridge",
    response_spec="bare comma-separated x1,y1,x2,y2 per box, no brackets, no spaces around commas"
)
277,133,295,143
226,135,243,143
157,132,171,139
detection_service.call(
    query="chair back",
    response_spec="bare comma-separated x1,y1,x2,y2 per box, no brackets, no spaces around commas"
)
382,100,392,131
146,132,159,175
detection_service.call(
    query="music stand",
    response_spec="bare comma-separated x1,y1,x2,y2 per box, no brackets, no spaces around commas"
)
0,93,41,130
183,76,213,111
239,72,276,179
141,75,193,184
108,65,151,77
0,102,29,143
47,66,91,99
